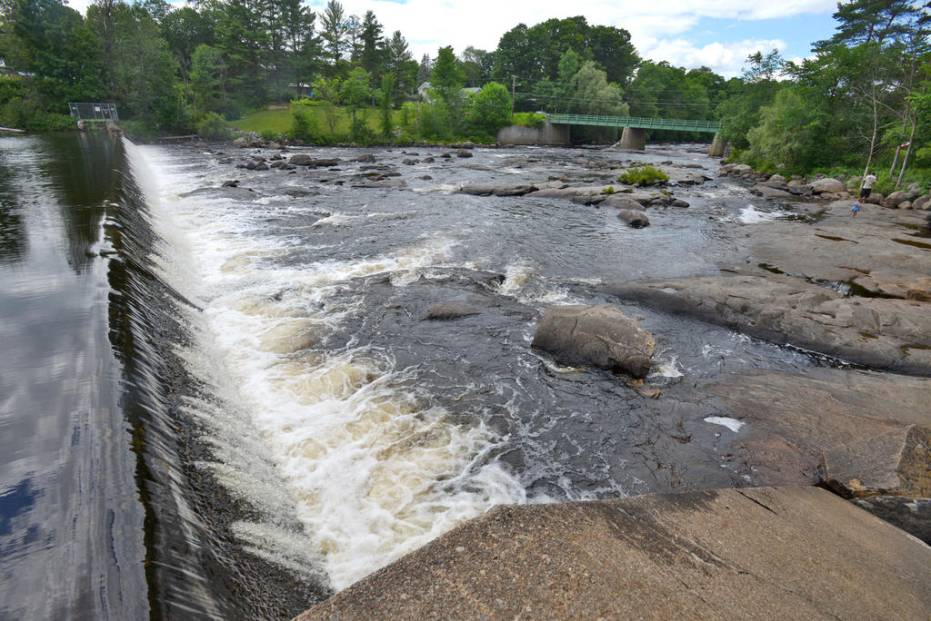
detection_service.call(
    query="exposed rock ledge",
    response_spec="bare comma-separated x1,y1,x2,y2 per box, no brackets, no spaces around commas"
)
605,274,931,374
296,487,931,621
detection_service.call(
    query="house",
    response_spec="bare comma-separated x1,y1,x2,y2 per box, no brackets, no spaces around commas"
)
418,82,482,102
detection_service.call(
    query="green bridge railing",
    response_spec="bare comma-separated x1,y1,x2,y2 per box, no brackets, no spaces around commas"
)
546,113,721,134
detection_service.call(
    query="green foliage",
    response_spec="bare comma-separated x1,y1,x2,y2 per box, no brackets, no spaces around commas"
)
512,112,546,128
196,112,232,140
745,88,825,172
619,166,669,186
494,16,638,97
430,46,464,104
376,73,395,138
290,107,317,141
465,82,512,136
190,44,227,117
601,185,615,195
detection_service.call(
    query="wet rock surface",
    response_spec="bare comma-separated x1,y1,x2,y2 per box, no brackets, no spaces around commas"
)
606,274,931,373
532,305,655,378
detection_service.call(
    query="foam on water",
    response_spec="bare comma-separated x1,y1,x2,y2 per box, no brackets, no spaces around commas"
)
124,141,526,590
703,416,746,433
737,204,786,224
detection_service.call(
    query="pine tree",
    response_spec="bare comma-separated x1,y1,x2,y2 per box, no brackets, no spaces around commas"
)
320,0,346,68
359,10,385,80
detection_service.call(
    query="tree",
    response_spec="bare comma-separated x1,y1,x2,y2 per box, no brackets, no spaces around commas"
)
320,0,346,68
190,44,226,116
417,54,432,84
312,75,342,133
586,25,639,85
341,67,370,122
3,0,104,111
430,46,464,104
359,10,385,79
385,31,415,105
109,3,187,130
161,6,215,77
569,61,627,116
819,0,922,48
278,0,319,95
747,88,826,171
376,72,395,137
466,82,512,135
461,46,492,86
493,17,639,103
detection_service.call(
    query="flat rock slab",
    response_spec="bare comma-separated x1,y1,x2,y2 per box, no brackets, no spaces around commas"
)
745,201,931,300
296,487,931,621
606,274,931,374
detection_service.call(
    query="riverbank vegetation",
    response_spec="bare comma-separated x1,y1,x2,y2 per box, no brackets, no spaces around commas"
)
0,0,927,188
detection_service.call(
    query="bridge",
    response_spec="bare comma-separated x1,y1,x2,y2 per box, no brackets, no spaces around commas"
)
543,113,725,154
546,113,720,134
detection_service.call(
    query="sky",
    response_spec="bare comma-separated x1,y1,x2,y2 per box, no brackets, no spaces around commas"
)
67,0,841,78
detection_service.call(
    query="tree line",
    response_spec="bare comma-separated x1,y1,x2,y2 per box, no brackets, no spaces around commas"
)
0,0,928,187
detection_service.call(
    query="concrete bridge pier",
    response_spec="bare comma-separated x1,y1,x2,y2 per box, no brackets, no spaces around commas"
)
618,127,646,150
708,133,727,157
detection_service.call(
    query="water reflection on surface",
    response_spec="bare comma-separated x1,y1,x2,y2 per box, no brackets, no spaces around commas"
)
0,134,147,620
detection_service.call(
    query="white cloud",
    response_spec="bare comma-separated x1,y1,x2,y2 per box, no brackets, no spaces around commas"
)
645,38,788,77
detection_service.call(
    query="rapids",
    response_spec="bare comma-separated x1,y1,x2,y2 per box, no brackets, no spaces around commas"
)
1,134,832,619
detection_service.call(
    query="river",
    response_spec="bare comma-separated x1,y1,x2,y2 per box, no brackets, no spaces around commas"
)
0,133,828,619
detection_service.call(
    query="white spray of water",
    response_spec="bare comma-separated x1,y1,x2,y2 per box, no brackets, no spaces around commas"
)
123,140,526,590
738,204,785,224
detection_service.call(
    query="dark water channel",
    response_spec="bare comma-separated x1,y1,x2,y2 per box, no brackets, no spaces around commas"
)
1,134,829,619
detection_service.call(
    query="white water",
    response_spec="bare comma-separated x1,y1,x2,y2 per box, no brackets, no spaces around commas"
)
703,416,746,433
124,141,526,590
738,204,786,224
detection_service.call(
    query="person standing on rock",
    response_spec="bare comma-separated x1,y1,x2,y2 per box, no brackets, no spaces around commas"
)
860,172,877,200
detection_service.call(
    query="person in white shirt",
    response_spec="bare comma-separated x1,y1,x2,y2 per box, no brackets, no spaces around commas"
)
860,172,877,199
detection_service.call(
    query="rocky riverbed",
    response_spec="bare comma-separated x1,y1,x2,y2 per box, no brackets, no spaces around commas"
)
128,138,930,614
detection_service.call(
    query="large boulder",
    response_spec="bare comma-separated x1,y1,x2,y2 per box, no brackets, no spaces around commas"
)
751,184,794,200
617,209,650,228
763,174,787,188
885,190,918,208
290,154,340,167
810,177,845,194
532,305,654,377
602,195,644,211
864,191,884,205
460,184,538,197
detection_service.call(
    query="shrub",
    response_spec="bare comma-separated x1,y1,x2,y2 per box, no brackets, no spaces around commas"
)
259,128,280,141
290,108,317,142
349,115,375,145
619,165,669,186
465,82,513,135
196,112,232,140
601,185,615,195
512,112,546,128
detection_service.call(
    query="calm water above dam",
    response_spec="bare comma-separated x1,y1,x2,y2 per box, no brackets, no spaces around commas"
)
1,133,826,619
